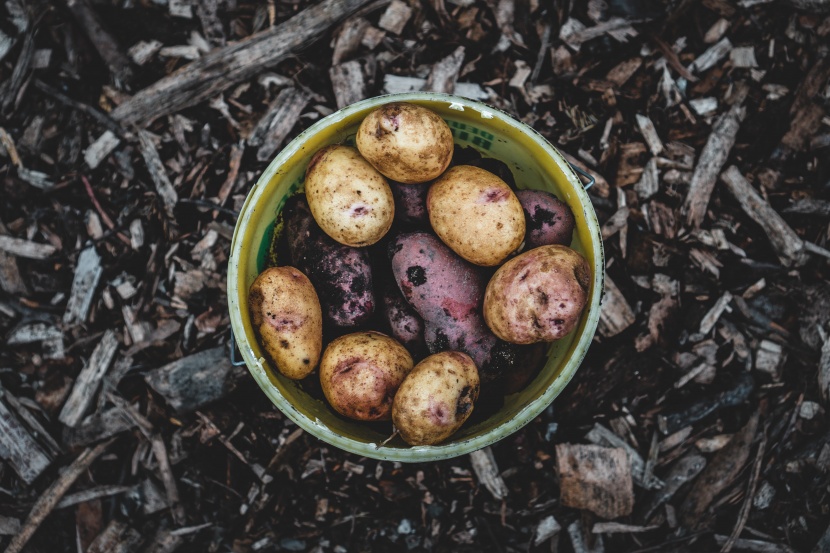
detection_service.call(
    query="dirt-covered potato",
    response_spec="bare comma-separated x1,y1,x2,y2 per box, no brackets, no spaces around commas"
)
380,281,426,359
304,145,394,247
248,267,323,380
356,102,453,184
392,351,480,446
389,232,497,367
516,190,576,249
390,180,430,226
319,331,413,421
484,245,591,344
283,195,374,328
428,165,525,266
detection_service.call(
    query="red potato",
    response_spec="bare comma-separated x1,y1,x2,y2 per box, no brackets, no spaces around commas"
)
389,232,497,368
319,331,413,421
516,190,576,249
484,245,591,344
380,281,426,359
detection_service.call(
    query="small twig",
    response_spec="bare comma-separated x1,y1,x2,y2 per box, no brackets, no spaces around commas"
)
721,430,768,552
81,175,132,246
649,34,699,82
3,438,115,553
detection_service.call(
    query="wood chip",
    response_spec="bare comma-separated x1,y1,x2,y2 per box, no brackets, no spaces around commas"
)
683,101,745,228
556,443,634,519
776,55,830,159
568,519,605,553
329,60,367,109
86,520,143,553
169,0,193,19
56,484,132,509
680,411,760,527
65,0,133,84
469,447,508,501
598,275,635,338
601,207,630,240
7,322,64,359
111,0,372,126
382,74,488,100
0,396,52,484
59,329,119,427
0,234,57,259
731,46,758,68
3,439,114,553
635,114,664,156
714,535,797,553
585,423,664,490
144,347,245,413
639,452,706,522
533,515,561,547
720,165,808,266
84,130,120,169
425,46,465,94
634,157,659,200
63,245,103,325
755,340,785,377
247,87,310,161
592,522,659,534
331,17,370,65
704,18,730,43
127,40,162,65
699,291,733,334
137,130,178,218
378,0,413,35
690,37,733,73
0,516,21,536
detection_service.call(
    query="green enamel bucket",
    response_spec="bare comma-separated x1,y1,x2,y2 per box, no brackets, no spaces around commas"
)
227,92,604,462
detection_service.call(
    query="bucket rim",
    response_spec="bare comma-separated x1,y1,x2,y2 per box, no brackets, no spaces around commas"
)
227,91,605,462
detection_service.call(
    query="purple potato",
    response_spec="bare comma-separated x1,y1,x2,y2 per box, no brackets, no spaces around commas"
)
283,195,374,327
389,232,497,368
381,281,426,358
390,181,430,225
516,189,576,248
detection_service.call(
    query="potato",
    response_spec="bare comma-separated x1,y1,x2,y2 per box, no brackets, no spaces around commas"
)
320,331,413,421
380,281,426,359
356,102,453,184
392,351,480,445
305,145,394,247
389,232,497,368
428,165,525,266
516,190,576,249
484,245,591,344
283,195,374,328
248,267,323,380
390,180,430,226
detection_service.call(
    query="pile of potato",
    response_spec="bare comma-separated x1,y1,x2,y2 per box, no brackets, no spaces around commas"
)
248,102,590,446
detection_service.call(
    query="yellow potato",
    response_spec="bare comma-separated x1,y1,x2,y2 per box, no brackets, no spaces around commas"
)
428,165,525,266
248,267,323,380
392,351,480,446
304,145,394,247
484,245,590,344
320,331,413,421
356,102,453,184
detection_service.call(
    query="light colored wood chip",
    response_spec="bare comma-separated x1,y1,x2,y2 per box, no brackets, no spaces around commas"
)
533,515,561,547
0,515,21,536
378,0,413,35
87,518,143,553
704,18,729,44
755,339,785,378
720,165,808,266
690,37,732,73
382,74,488,100
137,131,178,218
592,522,659,534
636,114,664,155
331,17,370,65
0,397,52,484
683,101,744,228
59,329,119,427
699,292,733,334
63,245,103,325
127,40,162,65
329,60,367,109
598,275,635,338
425,46,466,94
557,443,634,519
731,46,758,68
84,130,121,169
0,234,56,259
469,447,508,501
249,87,310,162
